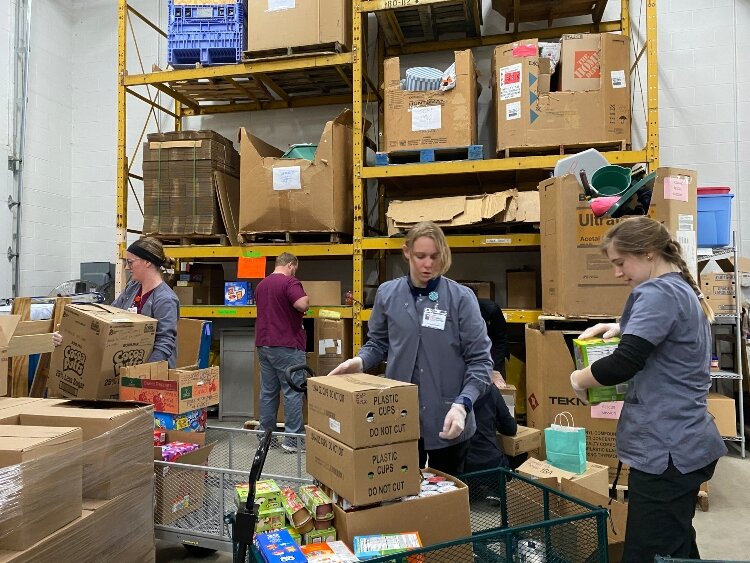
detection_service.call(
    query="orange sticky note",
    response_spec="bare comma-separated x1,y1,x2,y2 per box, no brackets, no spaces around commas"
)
237,256,266,279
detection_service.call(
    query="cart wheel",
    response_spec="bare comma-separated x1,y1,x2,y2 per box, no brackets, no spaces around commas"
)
183,544,217,557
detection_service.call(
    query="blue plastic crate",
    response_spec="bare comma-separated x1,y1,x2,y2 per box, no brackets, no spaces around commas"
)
698,193,734,247
167,0,247,67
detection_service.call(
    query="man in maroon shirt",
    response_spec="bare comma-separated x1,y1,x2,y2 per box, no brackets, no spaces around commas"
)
255,253,309,452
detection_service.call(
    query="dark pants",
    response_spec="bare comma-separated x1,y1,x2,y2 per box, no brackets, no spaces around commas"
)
623,456,718,563
418,438,470,476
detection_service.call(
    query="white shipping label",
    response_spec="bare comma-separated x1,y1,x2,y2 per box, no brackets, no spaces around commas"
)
678,213,694,231
611,70,626,89
272,166,301,190
411,105,442,131
499,63,523,100
329,418,341,434
268,0,295,11
677,229,698,282
506,101,521,120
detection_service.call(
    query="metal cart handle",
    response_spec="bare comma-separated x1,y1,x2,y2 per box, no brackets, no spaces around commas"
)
285,364,316,394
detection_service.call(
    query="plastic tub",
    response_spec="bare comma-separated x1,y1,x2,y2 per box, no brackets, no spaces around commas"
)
698,187,731,195
697,194,734,247
282,144,318,160
590,165,631,196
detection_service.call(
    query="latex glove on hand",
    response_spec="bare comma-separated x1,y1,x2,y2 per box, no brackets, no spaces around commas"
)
570,371,589,405
327,356,363,376
578,322,621,340
438,403,467,440
52,331,63,347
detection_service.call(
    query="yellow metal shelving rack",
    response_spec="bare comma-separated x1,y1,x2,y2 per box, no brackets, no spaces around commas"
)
116,0,659,349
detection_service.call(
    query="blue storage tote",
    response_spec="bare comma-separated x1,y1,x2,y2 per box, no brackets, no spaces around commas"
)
697,193,734,247
167,0,247,67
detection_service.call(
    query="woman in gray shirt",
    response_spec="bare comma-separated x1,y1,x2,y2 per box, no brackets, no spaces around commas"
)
570,217,726,562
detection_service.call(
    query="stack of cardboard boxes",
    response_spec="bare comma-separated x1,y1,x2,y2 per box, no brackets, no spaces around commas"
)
0,398,155,561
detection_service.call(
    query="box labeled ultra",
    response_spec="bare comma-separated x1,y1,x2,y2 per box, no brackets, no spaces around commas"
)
306,374,419,449
305,426,420,505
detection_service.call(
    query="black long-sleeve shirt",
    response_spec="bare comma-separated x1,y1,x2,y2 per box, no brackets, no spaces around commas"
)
477,298,508,375
465,385,517,472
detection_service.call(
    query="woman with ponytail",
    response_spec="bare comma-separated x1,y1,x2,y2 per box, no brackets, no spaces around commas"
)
53,237,180,367
570,216,726,562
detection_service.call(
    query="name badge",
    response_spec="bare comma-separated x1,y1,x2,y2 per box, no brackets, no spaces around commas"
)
422,308,447,330
127,307,138,314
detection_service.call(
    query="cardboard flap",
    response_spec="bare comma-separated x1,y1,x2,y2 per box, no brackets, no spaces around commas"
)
387,197,467,223
559,479,627,544
238,128,284,159
0,315,21,346
383,56,402,88
331,109,354,129
481,190,515,219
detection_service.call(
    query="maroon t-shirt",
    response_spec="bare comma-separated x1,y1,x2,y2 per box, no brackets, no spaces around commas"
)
255,273,307,351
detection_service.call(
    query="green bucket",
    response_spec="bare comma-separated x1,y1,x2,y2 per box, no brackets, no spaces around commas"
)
591,165,632,196
281,143,318,160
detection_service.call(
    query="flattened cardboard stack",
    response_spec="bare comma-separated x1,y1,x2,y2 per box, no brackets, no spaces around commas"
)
143,130,240,237
0,399,155,562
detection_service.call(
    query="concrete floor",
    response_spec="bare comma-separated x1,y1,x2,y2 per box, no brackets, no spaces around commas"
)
157,449,750,563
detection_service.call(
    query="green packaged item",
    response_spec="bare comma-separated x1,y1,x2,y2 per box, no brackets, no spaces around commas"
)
281,143,318,160
298,485,334,521
572,337,628,404
303,526,336,545
234,479,283,511
285,526,302,545
256,506,286,533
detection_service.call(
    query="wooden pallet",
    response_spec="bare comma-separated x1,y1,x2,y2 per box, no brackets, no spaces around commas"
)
494,0,609,32
243,42,345,62
375,145,483,166
148,233,231,247
376,0,482,46
538,315,618,333
3,297,70,398
498,140,628,159
240,231,349,244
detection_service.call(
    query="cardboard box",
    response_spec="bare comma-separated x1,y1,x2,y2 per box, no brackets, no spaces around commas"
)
176,318,212,369
154,430,215,525
173,284,211,306
700,257,750,314
525,325,628,484
120,362,220,414
707,392,737,437
0,316,20,396
383,50,477,153
247,0,351,54
386,190,539,235
306,373,419,448
506,270,539,309
304,281,342,306
238,110,353,236
313,319,352,378
458,281,494,301
16,399,154,499
492,35,630,152
497,425,541,457
333,469,471,556
561,33,619,92
540,168,698,317
305,426,420,505
0,426,83,551
48,304,157,400
518,457,610,497
188,263,226,304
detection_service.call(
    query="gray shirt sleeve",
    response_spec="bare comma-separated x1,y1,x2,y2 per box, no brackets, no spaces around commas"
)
148,285,180,366
357,286,389,370
622,282,678,347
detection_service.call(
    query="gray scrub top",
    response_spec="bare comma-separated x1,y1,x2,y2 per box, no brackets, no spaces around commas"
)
616,272,727,474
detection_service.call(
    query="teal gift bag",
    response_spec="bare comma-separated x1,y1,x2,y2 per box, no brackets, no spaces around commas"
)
544,412,587,474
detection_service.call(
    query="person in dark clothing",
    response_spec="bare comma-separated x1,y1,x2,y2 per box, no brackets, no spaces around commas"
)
465,298,518,473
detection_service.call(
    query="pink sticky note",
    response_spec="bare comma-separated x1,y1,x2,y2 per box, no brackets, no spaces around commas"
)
590,401,624,420
664,176,689,202
512,44,538,57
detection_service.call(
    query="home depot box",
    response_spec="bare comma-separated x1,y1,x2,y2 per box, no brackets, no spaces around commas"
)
0,316,19,397
525,325,627,484
0,426,82,551
305,426,420,505
314,319,352,378
48,304,156,400
304,281,342,306
707,392,737,437
333,468,471,556
497,425,541,457
540,167,698,317
306,374,419,448
561,33,625,92
247,0,351,54
154,430,215,525
120,361,220,414
518,457,610,497
383,50,478,153
386,190,539,235
238,110,353,237
15,399,154,499
492,35,630,152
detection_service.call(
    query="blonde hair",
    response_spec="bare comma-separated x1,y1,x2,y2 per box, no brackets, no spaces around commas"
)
601,217,714,322
404,221,452,276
